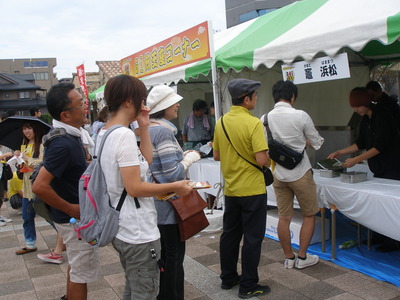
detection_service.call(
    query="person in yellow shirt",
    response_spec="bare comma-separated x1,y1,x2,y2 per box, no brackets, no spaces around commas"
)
14,122,44,255
213,78,270,298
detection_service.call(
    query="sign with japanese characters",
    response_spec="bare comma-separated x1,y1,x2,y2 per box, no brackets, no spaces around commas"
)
121,21,210,79
281,53,350,85
76,64,89,114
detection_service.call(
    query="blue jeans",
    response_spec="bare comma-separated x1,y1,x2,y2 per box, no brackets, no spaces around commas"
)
22,197,36,248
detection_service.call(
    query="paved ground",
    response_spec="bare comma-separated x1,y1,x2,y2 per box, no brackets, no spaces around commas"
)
0,202,399,300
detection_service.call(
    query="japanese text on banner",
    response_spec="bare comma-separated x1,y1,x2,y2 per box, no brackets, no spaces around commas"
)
76,64,89,114
281,53,350,85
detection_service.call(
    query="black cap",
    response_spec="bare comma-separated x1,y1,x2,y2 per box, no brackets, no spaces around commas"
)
228,78,261,99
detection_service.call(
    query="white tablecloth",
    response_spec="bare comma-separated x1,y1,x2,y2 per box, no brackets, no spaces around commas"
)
188,159,400,241
188,158,222,200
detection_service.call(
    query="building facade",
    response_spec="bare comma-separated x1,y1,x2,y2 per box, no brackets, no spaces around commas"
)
0,73,47,116
225,0,297,28
0,58,58,95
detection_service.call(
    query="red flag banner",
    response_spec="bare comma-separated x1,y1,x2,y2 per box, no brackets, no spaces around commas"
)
76,64,89,114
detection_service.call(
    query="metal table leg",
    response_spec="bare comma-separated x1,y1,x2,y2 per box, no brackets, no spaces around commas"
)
321,207,326,253
330,204,337,260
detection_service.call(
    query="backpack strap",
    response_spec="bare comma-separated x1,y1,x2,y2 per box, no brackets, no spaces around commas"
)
95,125,137,210
42,128,67,147
220,116,263,172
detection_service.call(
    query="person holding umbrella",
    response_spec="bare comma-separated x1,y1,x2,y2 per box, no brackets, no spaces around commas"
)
14,121,45,255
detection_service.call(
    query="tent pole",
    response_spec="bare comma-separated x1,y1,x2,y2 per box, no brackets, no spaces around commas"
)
208,21,221,121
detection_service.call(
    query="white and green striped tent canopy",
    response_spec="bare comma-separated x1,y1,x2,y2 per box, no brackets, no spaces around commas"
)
141,0,400,87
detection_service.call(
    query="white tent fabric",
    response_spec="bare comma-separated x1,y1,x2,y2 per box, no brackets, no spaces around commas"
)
251,0,400,70
141,0,400,87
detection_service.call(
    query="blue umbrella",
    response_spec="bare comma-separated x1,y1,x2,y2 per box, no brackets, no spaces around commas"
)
0,116,52,151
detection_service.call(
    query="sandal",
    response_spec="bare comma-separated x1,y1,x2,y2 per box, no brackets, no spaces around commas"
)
16,247,37,255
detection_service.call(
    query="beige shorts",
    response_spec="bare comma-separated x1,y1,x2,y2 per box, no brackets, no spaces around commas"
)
55,222,100,284
273,169,319,217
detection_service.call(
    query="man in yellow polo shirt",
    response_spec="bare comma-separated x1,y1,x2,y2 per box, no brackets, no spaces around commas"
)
213,78,270,299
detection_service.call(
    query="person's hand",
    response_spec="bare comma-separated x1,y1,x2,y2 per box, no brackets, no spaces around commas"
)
327,151,341,159
342,157,358,168
137,106,150,128
22,153,29,162
67,203,80,220
174,180,193,197
184,150,201,156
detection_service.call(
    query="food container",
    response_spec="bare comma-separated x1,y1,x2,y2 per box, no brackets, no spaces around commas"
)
317,158,346,177
320,169,340,178
340,171,367,183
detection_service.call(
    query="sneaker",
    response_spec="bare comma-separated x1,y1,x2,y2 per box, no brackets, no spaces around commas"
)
284,253,298,269
221,276,241,289
0,220,5,227
295,254,319,269
37,251,64,264
238,285,271,299
0,216,12,223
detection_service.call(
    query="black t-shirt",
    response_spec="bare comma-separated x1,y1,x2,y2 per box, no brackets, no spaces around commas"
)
356,109,400,180
44,134,87,223
375,92,400,132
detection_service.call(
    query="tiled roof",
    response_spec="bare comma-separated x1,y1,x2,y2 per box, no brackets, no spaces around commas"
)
96,61,120,78
0,73,42,91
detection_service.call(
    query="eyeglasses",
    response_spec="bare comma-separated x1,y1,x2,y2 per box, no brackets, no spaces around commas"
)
64,102,84,112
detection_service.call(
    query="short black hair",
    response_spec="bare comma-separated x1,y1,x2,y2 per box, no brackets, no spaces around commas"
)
192,99,208,111
272,80,298,103
46,83,75,120
231,90,256,105
29,106,40,116
366,81,382,92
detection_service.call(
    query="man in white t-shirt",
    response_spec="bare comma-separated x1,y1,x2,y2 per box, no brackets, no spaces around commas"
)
268,80,324,270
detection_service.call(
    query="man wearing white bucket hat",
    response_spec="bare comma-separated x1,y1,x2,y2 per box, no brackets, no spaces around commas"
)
147,85,201,300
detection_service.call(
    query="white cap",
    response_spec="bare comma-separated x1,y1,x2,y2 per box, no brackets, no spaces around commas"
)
147,85,183,114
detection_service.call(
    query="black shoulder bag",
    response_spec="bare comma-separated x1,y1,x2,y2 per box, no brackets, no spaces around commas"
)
220,116,273,186
263,114,304,170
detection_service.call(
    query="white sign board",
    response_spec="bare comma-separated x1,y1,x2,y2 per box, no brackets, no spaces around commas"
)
282,53,350,85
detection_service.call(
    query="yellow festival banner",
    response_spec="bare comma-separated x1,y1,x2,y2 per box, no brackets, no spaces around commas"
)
120,21,210,78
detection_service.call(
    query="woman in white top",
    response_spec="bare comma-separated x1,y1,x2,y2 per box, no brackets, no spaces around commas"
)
97,75,192,300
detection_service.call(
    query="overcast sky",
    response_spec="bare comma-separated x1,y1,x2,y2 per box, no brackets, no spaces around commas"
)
0,0,227,79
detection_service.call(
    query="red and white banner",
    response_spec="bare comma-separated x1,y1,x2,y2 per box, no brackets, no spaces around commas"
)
76,64,89,114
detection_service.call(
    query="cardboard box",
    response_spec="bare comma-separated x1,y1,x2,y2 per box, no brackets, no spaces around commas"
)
265,209,330,245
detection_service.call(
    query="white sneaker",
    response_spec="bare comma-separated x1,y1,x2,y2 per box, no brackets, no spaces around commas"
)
0,220,6,227
295,254,319,269
0,216,12,223
284,253,298,269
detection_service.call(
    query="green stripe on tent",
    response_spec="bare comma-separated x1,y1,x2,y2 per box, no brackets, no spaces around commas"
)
184,59,211,81
216,0,328,72
89,84,105,100
387,13,400,43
